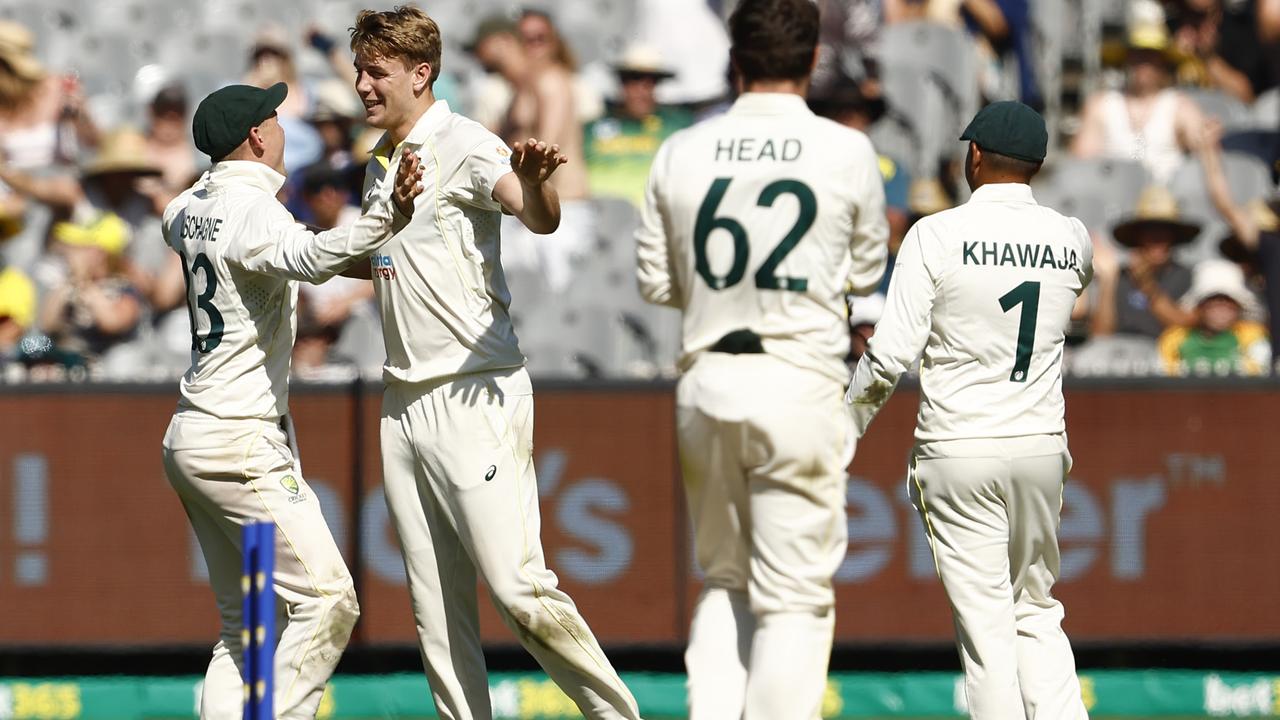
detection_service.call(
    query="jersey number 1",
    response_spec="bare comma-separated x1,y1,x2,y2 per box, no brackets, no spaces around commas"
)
179,251,224,353
693,177,815,291
998,280,1040,383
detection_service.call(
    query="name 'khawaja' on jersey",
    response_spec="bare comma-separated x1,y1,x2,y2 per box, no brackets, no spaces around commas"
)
846,183,1094,442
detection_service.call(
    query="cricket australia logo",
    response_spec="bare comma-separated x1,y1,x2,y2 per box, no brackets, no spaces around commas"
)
280,475,307,503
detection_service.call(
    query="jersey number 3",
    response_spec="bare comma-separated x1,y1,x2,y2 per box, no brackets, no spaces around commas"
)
179,251,224,353
999,280,1040,383
693,177,815,292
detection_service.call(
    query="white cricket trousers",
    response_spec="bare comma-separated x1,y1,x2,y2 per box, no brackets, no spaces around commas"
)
380,367,640,720
676,353,853,720
162,411,359,720
910,434,1088,720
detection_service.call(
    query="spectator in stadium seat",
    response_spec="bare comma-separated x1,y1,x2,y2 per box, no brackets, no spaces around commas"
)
144,84,198,197
0,129,170,305
584,44,692,208
0,259,34,365
0,20,97,170
1169,0,1280,103
1200,118,1280,359
1157,259,1270,374
1091,186,1198,340
469,10,595,292
1072,19,1206,185
35,214,142,373
0,20,96,272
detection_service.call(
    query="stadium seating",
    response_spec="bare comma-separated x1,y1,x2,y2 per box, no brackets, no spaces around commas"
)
1169,152,1271,264
1032,157,1149,233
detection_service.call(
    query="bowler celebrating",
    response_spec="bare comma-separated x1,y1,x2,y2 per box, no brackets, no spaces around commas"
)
161,82,422,718
346,8,641,720
637,1,888,717
847,102,1091,719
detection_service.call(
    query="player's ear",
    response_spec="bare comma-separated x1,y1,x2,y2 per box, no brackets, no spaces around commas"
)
246,126,266,158
413,62,432,94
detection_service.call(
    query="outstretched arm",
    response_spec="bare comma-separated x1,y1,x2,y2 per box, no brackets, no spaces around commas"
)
238,149,423,281
492,138,569,234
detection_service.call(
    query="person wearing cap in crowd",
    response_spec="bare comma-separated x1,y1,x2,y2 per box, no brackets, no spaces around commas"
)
1072,7,1206,184
847,101,1092,719
1200,117,1280,362
1089,185,1197,340
1158,259,1270,375
584,43,692,208
160,81,424,718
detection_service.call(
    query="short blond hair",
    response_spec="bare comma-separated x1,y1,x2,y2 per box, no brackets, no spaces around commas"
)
350,6,442,85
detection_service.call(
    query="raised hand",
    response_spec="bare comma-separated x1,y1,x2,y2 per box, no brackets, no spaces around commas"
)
510,138,568,186
393,148,424,217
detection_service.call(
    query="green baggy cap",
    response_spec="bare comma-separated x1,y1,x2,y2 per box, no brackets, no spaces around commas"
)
192,82,288,161
959,100,1047,163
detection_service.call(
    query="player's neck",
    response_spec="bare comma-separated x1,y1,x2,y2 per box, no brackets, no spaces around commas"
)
388,92,438,146
741,77,810,97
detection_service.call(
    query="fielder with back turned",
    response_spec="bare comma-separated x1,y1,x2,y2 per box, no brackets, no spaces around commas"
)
846,102,1092,719
637,1,888,718
161,82,422,719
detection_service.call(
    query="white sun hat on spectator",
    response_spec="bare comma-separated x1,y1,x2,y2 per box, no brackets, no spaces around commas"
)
1180,259,1260,314
612,43,675,80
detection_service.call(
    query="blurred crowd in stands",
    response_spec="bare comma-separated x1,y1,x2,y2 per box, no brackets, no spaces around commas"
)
0,0,1276,383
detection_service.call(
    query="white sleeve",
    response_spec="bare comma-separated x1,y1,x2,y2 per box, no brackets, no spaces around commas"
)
230,196,408,282
461,135,513,211
845,222,937,436
636,140,679,307
846,136,890,296
1072,216,1094,293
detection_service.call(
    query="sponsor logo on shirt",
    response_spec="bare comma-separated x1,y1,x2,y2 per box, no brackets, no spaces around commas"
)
372,254,397,281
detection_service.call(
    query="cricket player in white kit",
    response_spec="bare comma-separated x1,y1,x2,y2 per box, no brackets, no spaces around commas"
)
161,83,424,718
344,9,640,720
847,102,1091,719
637,1,888,717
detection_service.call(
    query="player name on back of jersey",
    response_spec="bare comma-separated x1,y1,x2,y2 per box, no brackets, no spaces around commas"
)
713,137,802,163
962,241,1080,271
180,215,224,243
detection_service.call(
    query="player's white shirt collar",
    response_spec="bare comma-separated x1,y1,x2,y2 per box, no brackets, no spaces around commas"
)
371,99,454,160
728,92,813,116
967,182,1037,205
205,160,287,196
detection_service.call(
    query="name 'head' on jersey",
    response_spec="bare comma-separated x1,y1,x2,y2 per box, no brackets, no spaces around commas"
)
635,0,890,385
